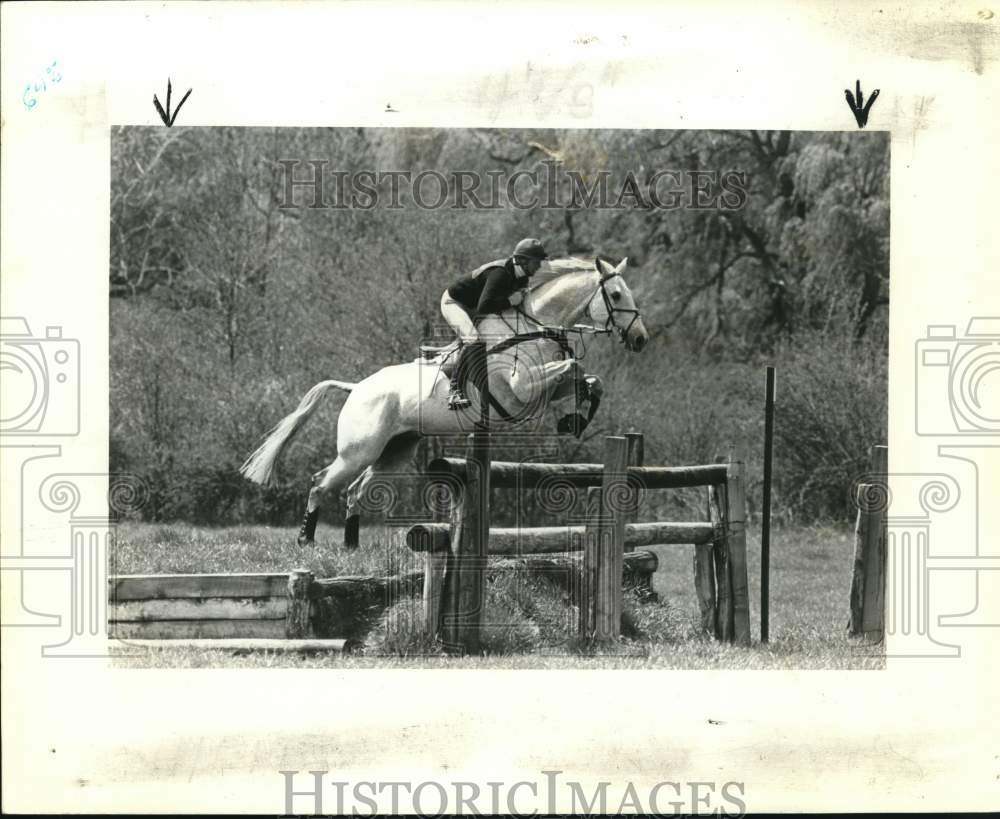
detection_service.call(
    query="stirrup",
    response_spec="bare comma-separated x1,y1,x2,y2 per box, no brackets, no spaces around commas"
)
448,389,471,410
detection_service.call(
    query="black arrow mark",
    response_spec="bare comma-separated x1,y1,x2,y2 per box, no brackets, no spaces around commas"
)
845,79,879,128
153,78,192,127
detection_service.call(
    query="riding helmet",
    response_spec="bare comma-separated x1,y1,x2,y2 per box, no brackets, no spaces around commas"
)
513,238,548,261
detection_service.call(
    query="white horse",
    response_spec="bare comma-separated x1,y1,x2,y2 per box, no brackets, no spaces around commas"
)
240,256,649,545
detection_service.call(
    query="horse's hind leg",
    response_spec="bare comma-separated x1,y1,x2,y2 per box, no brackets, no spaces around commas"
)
342,470,370,549
341,432,422,549
296,454,368,546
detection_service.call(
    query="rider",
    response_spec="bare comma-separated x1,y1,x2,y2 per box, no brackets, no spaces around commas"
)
441,237,549,409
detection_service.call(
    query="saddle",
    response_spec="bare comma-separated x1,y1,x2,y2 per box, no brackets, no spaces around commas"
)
418,340,460,376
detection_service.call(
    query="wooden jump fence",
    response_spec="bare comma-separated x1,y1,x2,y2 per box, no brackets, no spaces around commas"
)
408,430,752,653
109,344,761,655
107,569,425,652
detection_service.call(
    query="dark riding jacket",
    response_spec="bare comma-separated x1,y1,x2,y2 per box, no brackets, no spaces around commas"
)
447,257,530,318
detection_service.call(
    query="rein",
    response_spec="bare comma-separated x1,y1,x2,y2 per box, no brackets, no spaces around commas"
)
508,266,641,343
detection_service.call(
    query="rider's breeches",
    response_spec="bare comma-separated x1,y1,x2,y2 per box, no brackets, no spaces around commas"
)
440,291,478,342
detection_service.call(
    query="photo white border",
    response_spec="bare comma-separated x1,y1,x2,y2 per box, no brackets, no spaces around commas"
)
2,0,998,812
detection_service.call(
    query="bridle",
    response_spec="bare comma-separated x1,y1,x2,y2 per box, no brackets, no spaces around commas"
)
505,261,641,344
593,270,640,342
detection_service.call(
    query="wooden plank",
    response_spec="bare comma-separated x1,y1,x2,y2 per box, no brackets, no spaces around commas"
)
114,638,360,653
726,460,752,646
110,597,287,622
109,573,289,601
406,521,714,553
286,569,312,639
110,619,288,639
428,458,728,490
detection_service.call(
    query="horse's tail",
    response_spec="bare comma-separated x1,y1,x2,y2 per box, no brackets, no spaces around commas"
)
239,379,355,486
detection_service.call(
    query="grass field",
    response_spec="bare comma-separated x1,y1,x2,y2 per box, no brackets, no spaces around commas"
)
110,521,883,670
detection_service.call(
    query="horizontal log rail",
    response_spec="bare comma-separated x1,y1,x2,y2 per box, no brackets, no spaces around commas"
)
406,521,714,554
427,457,728,490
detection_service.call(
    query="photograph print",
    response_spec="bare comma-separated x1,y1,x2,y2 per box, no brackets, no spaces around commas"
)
109,126,889,667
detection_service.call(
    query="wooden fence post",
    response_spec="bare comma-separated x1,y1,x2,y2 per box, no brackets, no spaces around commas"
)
285,568,313,638
579,485,601,639
625,432,645,470
761,365,775,643
624,432,644,554
709,456,732,642
440,342,490,654
848,445,888,642
421,467,452,639
423,551,447,639
849,483,870,636
726,460,752,646
594,436,628,641
693,540,717,637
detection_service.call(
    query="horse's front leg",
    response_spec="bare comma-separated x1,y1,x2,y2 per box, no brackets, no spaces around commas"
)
506,358,577,407
510,359,579,426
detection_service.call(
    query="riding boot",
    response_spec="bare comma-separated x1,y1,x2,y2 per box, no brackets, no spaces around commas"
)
448,344,472,410
297,508,319,545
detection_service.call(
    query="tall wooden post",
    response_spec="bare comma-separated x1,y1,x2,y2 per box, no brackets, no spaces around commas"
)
579,485,601,639
422,465,452,639
694,472,717,637
761,366,775,643
726,460,752,646
440,342,490,654
849,445,888,642
708,461,732,642
582,436,628,642
625,432,645,470
624,432,644,553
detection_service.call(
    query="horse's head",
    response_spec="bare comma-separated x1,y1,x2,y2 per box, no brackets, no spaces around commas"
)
590,258,649,352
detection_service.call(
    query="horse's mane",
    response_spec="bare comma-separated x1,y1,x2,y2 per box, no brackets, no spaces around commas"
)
528,257,598,296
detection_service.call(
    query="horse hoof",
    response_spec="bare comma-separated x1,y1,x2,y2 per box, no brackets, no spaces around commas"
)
297,536,315,547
